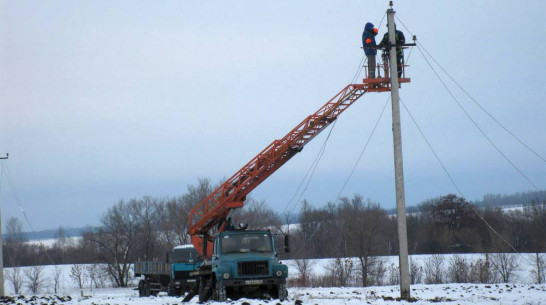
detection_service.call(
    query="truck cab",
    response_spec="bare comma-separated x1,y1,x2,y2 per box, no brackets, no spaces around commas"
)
209,230,288,301
168,244,202,296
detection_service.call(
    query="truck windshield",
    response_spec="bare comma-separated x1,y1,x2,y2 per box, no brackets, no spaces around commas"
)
220,233,273,254
172,248,200,263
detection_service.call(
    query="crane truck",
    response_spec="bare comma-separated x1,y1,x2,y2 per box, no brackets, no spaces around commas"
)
182,64,410,302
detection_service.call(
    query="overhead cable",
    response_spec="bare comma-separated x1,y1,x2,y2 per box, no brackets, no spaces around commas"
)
415,44,541,191
396,14,544,164
401,98,535,266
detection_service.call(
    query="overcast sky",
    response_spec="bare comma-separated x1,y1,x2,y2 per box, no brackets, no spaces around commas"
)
1,0,545,231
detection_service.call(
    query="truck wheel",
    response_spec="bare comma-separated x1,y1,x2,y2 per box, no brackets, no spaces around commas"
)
144,280,152,297
278,283,288,301
138,280,145,297
167,283,178,296
213,283,227,302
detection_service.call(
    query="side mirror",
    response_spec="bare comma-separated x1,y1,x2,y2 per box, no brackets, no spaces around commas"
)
284,235,290,253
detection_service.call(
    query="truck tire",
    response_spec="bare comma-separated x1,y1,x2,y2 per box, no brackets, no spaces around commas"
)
167,282,178,296
138,280,146,297
143,280,152,297
213,283,227,302
278,283,288,301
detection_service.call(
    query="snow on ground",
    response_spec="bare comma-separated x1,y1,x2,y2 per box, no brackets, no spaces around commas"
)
2,284,546,305
3,253,546,304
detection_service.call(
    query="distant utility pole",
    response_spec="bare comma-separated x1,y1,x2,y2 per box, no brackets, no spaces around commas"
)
0,153,8,297
386,4,411,299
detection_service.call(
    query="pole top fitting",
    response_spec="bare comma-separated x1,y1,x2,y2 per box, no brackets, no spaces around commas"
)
389,1,393,8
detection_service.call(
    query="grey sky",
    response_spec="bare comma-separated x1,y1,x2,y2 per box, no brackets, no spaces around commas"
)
1,1,545,231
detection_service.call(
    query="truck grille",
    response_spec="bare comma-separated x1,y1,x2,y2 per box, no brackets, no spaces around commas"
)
238,261,269,276
174,270,192,280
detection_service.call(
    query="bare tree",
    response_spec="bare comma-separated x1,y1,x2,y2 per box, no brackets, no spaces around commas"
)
87,265,100,288
530,253,545,284
293,259,315,287
469,254,493,283
52,227,74,264
51,265,64,294
341,197,387,286
297,200,338,258
5,267,24,294
24,265,45,294
164,178,213,246
525,202,546,284
424,254,444,284
387,263,400,285
231,198,281,230
133,197,166,260
490,253,520,283
447,255,470,283
410,258,423,284
70,264,87,289
84,199,142,287
4,217,27,267
325,258,355,287
5,217,26,244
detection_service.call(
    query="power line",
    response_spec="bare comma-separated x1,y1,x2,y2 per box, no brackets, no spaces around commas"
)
285,120,338,216
396,14,544,165
415,43,541,191
3,163,56,265
416,42,546,164
293,96,390,258
332,96,390,204
399,98,464,196
394,13,541,262
400,98,534,266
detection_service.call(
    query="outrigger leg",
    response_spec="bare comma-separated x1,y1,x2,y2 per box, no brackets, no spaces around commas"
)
181,280,199,302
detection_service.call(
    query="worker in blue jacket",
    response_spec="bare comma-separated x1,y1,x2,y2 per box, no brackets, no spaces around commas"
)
362,22,379,78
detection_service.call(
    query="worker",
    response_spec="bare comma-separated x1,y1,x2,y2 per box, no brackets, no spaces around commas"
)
378,23,406,78
362,22,379,78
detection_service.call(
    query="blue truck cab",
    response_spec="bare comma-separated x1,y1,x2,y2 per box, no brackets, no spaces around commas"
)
210,230,288,301
168,244,202,296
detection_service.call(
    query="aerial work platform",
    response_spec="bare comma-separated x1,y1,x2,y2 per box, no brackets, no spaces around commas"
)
363,76,411,92
362,60,411,92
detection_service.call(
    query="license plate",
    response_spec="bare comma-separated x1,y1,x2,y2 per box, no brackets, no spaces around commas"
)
187,279,196,282
245,280,263,285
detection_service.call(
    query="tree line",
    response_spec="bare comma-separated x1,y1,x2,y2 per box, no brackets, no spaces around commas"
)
291,193,546,259
3,179,546,288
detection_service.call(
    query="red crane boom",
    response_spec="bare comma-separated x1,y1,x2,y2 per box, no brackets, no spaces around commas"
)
188,75,410,257
188,83,372,257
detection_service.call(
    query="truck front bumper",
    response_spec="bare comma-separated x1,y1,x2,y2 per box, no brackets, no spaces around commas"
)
221,277,286,287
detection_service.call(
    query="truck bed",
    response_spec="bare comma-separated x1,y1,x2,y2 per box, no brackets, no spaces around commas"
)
134,260,170,276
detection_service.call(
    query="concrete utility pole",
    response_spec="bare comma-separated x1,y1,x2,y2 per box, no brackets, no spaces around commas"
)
386,6,411,299
0,153,8,297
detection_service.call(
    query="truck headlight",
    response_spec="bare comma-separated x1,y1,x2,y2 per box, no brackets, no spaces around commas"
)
275,270,283,277
223,273,230,279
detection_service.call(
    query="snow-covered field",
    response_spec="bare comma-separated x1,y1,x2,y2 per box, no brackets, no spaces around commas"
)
3,253,546,304
3,284,546,305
